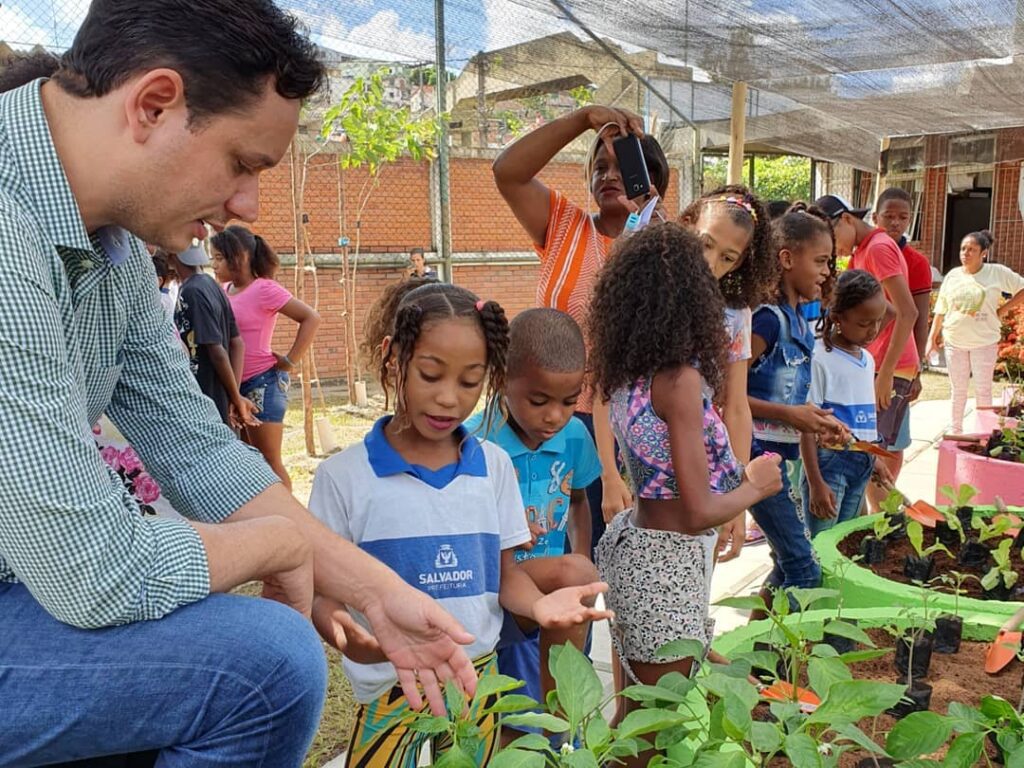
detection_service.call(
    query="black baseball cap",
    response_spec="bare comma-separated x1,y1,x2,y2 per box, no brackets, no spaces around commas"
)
814,194,870,221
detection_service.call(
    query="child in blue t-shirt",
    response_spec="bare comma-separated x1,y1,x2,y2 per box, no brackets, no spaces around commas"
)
469,308,602,730
801,269,891,537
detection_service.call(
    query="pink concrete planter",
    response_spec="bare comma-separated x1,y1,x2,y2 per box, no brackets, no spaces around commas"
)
973,410,1019,434
936,438,1024,505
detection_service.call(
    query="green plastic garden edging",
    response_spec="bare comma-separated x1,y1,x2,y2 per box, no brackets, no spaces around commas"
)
813,511,1021,622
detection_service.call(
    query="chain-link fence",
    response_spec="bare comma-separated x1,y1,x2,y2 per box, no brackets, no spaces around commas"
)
5,0,1024,359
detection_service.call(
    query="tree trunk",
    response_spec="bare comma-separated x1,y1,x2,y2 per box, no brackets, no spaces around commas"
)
289,140,315,455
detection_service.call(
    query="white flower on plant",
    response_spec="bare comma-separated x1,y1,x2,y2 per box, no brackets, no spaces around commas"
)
818,743,832,755
560,742,575,755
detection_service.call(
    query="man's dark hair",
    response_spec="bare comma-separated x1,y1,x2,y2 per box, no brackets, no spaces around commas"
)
0,50,60,93
876,186,912,209
508,308,586,379
52,0,325,123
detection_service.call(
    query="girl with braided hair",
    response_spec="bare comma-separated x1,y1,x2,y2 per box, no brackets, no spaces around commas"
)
801,269,891,538
309,282,611,767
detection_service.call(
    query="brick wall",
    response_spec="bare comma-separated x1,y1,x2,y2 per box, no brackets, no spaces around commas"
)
917,163,947,264
994,161,1024,273
915,129,1024,273
259,150,679,381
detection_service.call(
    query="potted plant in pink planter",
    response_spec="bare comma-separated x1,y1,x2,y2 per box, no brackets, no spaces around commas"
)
936,426,1024,506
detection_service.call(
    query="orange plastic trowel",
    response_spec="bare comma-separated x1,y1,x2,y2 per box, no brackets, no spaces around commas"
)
873,477,946,528
760,680,821,714
985,605,1024,674
992,496,1022,539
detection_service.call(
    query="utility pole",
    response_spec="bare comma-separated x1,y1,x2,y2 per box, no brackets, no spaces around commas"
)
434,0,453,282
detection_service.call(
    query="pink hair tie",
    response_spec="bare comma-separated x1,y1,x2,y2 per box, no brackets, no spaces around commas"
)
475,300,486,312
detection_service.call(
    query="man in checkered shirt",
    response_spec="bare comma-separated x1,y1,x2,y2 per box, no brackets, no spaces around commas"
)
0,3,478,765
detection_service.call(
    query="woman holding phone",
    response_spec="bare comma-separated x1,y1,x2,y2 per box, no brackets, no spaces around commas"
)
492,106,668,556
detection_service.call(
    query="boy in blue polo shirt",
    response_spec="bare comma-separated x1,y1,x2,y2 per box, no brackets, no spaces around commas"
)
469,308,602,726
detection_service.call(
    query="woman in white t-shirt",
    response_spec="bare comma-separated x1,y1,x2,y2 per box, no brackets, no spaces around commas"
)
927,230,1024,432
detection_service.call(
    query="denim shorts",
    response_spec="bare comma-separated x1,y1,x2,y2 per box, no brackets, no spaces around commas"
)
240,367,290,424
887,407,912,452
877,376,913,449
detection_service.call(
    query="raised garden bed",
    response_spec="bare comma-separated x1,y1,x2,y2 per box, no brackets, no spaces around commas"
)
710,607,1018,767
815,511,1023,622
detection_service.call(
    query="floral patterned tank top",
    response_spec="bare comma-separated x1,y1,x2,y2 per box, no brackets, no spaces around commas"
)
609,376,744,499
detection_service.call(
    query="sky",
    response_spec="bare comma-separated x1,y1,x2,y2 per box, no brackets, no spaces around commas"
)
0,0,570,67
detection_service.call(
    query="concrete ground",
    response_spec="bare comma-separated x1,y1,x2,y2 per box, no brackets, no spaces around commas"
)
325,394,967,767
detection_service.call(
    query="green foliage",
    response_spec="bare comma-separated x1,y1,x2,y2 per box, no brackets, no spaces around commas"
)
936,571,975,616
906,520,953,559
871,504,902,541
879,489,905,519
752,155,811,202
569,85,594,109
982,537,1019,591
938,483,979,508
321,67,440,177
700,154,810,201
428,589,983,767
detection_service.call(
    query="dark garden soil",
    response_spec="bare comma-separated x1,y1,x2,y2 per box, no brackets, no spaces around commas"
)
838,515,1024,602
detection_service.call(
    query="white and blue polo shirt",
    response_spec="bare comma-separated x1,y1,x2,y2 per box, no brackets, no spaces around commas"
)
468,413,601,561
809,338,878,443
308,416,531,703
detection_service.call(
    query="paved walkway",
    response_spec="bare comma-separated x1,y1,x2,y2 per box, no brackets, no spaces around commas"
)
325,394,966,767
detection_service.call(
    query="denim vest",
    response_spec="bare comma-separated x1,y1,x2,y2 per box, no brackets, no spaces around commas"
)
748,303,815,448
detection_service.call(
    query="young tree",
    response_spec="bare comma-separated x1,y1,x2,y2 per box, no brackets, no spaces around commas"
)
321,67,440,402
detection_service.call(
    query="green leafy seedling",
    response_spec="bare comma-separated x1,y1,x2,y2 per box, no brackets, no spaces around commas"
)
981,538,1019,592
907,520,953,559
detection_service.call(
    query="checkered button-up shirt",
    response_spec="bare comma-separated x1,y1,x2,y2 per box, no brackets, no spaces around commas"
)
0,81,280,628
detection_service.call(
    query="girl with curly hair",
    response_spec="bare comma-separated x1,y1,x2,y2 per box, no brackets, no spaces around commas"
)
309,282,610,767
588,223,782,754
674,184,777,559
746,204,848,599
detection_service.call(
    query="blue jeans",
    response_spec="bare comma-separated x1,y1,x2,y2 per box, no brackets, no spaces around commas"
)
241,367,291,424
0,584,327,767
802,448,874,539
749,447,821,590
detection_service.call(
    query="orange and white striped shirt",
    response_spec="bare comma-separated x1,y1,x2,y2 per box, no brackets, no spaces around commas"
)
535,190,614,414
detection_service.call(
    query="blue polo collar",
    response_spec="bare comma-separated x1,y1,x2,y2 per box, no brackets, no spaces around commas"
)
490,414,568,458
364,416,487,488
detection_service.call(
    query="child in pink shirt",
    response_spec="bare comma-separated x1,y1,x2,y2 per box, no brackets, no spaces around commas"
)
210,226,320,489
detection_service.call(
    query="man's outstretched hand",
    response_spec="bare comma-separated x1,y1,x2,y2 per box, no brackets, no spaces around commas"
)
361,584,478,716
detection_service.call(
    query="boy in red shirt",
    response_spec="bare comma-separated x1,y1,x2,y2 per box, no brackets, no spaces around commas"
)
816,194,919,512
873,188,933,457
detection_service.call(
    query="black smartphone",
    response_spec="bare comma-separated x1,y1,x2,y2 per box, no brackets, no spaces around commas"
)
612,133,651,200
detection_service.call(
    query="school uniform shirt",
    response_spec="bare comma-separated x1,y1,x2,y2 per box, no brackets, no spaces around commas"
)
308,416,531,703
467,414,601,561
852,228,919,377
936,263,1024,349
809,339,877,443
